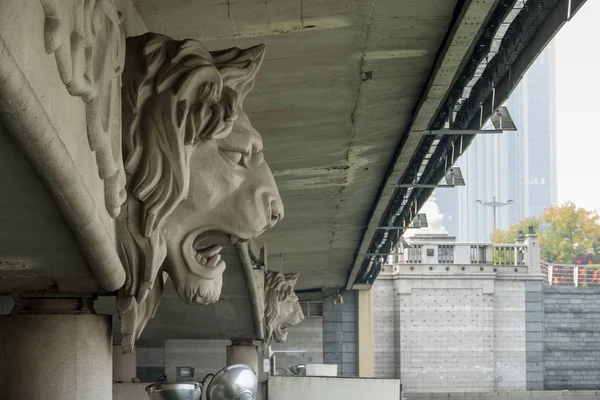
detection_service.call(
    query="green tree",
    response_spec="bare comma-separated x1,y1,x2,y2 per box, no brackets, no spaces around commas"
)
491,217,542,244
492,201,600,263
542,201,600,263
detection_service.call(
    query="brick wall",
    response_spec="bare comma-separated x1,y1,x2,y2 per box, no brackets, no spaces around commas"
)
543,285,600,390
323,290,357,377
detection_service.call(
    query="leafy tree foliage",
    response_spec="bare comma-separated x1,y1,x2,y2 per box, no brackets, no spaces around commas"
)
492,201,600,263
491,217,542,244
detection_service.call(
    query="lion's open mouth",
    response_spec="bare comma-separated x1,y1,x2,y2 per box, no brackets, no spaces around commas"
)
194,244,223,268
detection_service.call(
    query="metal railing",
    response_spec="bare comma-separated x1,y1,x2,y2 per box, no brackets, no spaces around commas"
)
470,245,488,264
406,245,423,264
395,243,527,266
438,245,455,264
542,261,600,287
493,244,526,266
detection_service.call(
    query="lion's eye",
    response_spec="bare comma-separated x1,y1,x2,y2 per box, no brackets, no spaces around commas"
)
221,150,244,165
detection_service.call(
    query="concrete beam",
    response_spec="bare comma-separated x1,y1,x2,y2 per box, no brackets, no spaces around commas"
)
347,0,500,289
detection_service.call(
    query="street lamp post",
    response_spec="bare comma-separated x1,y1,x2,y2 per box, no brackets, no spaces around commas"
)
475,195,514,231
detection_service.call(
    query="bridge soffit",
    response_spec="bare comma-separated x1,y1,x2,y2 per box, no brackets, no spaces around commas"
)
0,0,304,352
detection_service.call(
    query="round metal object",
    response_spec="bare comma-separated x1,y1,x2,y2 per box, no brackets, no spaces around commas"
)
205,364,257,400
289,364,306,376
146,382,202,400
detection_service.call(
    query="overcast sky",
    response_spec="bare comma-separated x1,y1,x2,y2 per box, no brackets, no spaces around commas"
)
555,0,600,212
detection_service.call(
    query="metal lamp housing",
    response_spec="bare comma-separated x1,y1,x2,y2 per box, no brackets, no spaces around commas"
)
205,364,258,400
146,382,202,400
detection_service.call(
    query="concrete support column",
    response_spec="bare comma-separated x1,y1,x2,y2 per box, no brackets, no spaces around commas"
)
0,299,112,400
357,289,374,377
113,343,137,383
226,339,259,375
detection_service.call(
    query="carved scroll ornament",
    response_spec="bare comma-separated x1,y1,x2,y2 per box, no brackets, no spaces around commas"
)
117,33,284,352
41,0,127,217
262,271,304,352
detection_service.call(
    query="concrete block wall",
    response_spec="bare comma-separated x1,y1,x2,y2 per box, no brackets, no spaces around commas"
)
374,276,531,393
152,317,324,382
526,280,544,390
323,290,357,377
543,285,600,390
398,282,495,393
270,317,324,375
373,278,397,378
164,339,229,382
136,339,166,383
493,280,526,390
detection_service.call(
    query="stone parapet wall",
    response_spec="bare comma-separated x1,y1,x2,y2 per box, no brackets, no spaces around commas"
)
374,271,600,392
373,273,530,392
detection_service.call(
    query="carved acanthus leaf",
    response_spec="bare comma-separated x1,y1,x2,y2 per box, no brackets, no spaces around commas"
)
41,0,127,217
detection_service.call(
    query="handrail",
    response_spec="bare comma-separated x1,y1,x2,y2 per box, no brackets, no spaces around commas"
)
542,262,600,287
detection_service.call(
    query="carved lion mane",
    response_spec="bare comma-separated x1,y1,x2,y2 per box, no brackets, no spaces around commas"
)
263,271,304,350
116,32,266,352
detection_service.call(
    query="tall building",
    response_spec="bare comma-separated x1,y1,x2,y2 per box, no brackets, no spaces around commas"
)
437,43,557,242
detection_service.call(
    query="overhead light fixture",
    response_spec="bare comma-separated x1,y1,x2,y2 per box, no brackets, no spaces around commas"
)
490,106,517,131
397,167,465,189
333,287,344,305
423,106,517,136
413,213,428,228
445,167,465,186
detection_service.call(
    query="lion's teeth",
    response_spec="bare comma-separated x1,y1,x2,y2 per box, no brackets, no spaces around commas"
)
206,254,222,269
197,244,222,258
195,253,207,265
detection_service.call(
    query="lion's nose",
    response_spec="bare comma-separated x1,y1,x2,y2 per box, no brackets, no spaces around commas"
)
296,304,305,322
268,197,284,228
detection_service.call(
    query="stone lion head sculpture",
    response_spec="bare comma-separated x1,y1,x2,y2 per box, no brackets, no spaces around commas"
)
263,271,304,350
116,33,283,352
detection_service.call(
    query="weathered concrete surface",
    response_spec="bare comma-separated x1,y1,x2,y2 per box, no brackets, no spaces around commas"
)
114,383,148,400
0,314,112,400
268,375,401,399
0,0,146,294
132,0,461,290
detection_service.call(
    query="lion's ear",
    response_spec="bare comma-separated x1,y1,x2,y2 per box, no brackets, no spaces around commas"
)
210,45,266,106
